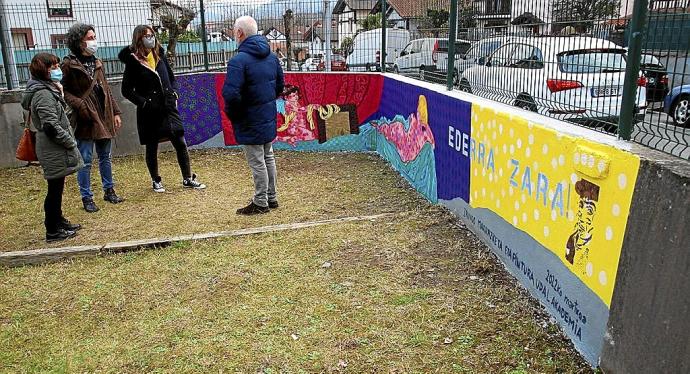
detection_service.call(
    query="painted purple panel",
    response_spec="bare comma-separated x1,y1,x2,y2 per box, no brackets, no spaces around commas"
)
377,77,471,202
176,74,222,146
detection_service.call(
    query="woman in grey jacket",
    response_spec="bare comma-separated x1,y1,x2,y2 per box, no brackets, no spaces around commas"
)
21,53,84,242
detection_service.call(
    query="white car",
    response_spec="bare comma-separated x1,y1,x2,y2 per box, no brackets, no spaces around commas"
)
460,37,647,128
436,36,516,87
393,38,445,80
346,28,410,72
301,58,321,72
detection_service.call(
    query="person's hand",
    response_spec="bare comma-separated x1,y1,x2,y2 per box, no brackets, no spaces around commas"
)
114,114,122,131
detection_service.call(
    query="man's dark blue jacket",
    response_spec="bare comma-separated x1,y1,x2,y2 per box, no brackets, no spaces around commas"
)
222,35,284,145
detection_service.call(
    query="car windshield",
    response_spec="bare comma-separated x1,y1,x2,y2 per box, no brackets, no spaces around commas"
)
468,40,503,59
558,49,627,73
641,54,661,66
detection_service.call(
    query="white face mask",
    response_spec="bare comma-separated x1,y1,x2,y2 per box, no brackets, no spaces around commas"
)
84,40,98,55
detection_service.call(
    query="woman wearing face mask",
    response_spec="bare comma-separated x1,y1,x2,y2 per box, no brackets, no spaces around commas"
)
119,25,206,192
61,23,124,213
21,53,84,242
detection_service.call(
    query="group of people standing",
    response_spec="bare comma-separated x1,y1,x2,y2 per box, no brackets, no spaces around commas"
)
24,15,285,243
23,23,207,242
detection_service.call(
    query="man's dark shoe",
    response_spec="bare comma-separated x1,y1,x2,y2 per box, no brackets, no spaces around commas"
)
268,200,279,209
46,228,77,243
59,217,81,231
82,197,99,213
236,202,270,215
103,187,124,204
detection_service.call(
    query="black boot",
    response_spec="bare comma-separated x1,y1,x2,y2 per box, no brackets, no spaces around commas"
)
236,202,270,215
46,228,77,243
103,187,124,204
59,217,82,231
82,196,99,213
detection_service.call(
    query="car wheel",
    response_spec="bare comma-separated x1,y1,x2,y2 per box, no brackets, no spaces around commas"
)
393,65,399,74
419,66,426,81
515,95,537,112
459,79,472,94
671,94,690,127
453,69,459,87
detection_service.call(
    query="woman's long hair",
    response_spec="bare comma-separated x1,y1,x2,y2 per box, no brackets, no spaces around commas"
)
130,25,159,61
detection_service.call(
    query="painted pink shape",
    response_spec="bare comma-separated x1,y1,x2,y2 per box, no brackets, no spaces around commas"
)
275,107,318,146
374,111,435,163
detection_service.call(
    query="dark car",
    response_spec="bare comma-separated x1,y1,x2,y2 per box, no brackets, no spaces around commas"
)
640,54,670,102
318,54,348,71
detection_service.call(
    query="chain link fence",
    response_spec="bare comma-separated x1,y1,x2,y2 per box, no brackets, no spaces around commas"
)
1,0,688,159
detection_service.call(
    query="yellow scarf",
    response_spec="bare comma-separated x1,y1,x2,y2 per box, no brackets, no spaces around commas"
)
145,52,157,70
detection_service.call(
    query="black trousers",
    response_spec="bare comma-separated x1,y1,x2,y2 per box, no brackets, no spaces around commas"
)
145,135,191,181
44,177,65,233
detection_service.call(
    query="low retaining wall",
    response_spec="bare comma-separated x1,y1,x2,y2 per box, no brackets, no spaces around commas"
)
1,72,687,370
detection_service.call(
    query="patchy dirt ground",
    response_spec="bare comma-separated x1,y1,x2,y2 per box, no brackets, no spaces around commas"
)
0,150,592,372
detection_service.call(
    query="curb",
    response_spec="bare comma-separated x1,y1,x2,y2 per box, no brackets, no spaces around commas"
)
0,213,400,268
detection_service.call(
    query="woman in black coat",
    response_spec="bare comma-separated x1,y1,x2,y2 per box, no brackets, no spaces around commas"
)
119,25,205,192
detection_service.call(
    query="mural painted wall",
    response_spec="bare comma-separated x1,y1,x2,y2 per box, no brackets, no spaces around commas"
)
175,73,383,151
173,72,640,365
369,75,641,365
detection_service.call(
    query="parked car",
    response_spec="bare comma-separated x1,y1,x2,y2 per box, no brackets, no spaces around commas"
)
664,84,690,127
437,36,517,87
346,28,410,72
640,53,670,102
393,38,445,80
279,58,301,71
317,54,348,71
428,39,473,83
460,37,647,129
301,57,321,72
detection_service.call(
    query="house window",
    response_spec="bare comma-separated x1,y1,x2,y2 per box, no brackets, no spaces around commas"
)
47,0,73,18
51,34,68,49
10,28,34,50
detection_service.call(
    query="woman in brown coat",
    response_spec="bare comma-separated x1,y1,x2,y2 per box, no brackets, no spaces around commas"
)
61,23,124,213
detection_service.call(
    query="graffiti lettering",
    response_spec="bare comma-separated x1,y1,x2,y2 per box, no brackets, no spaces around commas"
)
448,125,470,157
551,296,583,341
546,269,564,298
447,126,495,174
509,158,571,216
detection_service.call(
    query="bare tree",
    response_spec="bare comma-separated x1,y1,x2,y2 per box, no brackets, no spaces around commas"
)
283,9,294,71
156,2,197,67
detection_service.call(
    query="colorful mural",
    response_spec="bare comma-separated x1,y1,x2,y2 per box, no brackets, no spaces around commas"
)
369,75,641,365
172,72,641,365
213,73,383,149
468,105,639,307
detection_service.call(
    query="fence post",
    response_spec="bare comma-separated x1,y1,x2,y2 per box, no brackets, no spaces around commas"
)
381,0,387,72
0,0,18,89
446,0,458,91
199,0,210,71
617,0,648,140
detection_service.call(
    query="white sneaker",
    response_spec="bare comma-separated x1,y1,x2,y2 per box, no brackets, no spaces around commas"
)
152,178,165,193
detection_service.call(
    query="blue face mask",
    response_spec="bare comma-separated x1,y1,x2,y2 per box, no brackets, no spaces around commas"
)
49,68,63,82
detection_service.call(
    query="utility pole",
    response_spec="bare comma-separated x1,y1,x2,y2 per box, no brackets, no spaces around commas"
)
199,0,209,71
323,0,332,71
617,0,649,140
0,0,19,89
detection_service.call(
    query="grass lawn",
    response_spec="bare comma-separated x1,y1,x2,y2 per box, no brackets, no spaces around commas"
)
0,150,417,252
0,150,591,372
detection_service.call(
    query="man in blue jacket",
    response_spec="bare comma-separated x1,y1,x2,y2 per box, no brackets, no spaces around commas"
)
223,16,285,215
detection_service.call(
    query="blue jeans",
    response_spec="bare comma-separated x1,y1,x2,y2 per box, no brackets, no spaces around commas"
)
77,139,114,199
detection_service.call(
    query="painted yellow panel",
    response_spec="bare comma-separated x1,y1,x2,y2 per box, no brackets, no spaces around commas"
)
469,105,640,307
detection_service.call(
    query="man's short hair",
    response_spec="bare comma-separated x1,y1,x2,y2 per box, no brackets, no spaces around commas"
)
235,16,258,36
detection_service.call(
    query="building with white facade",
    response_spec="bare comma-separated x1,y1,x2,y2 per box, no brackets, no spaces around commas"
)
2,0,152,51
332,0,376,43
